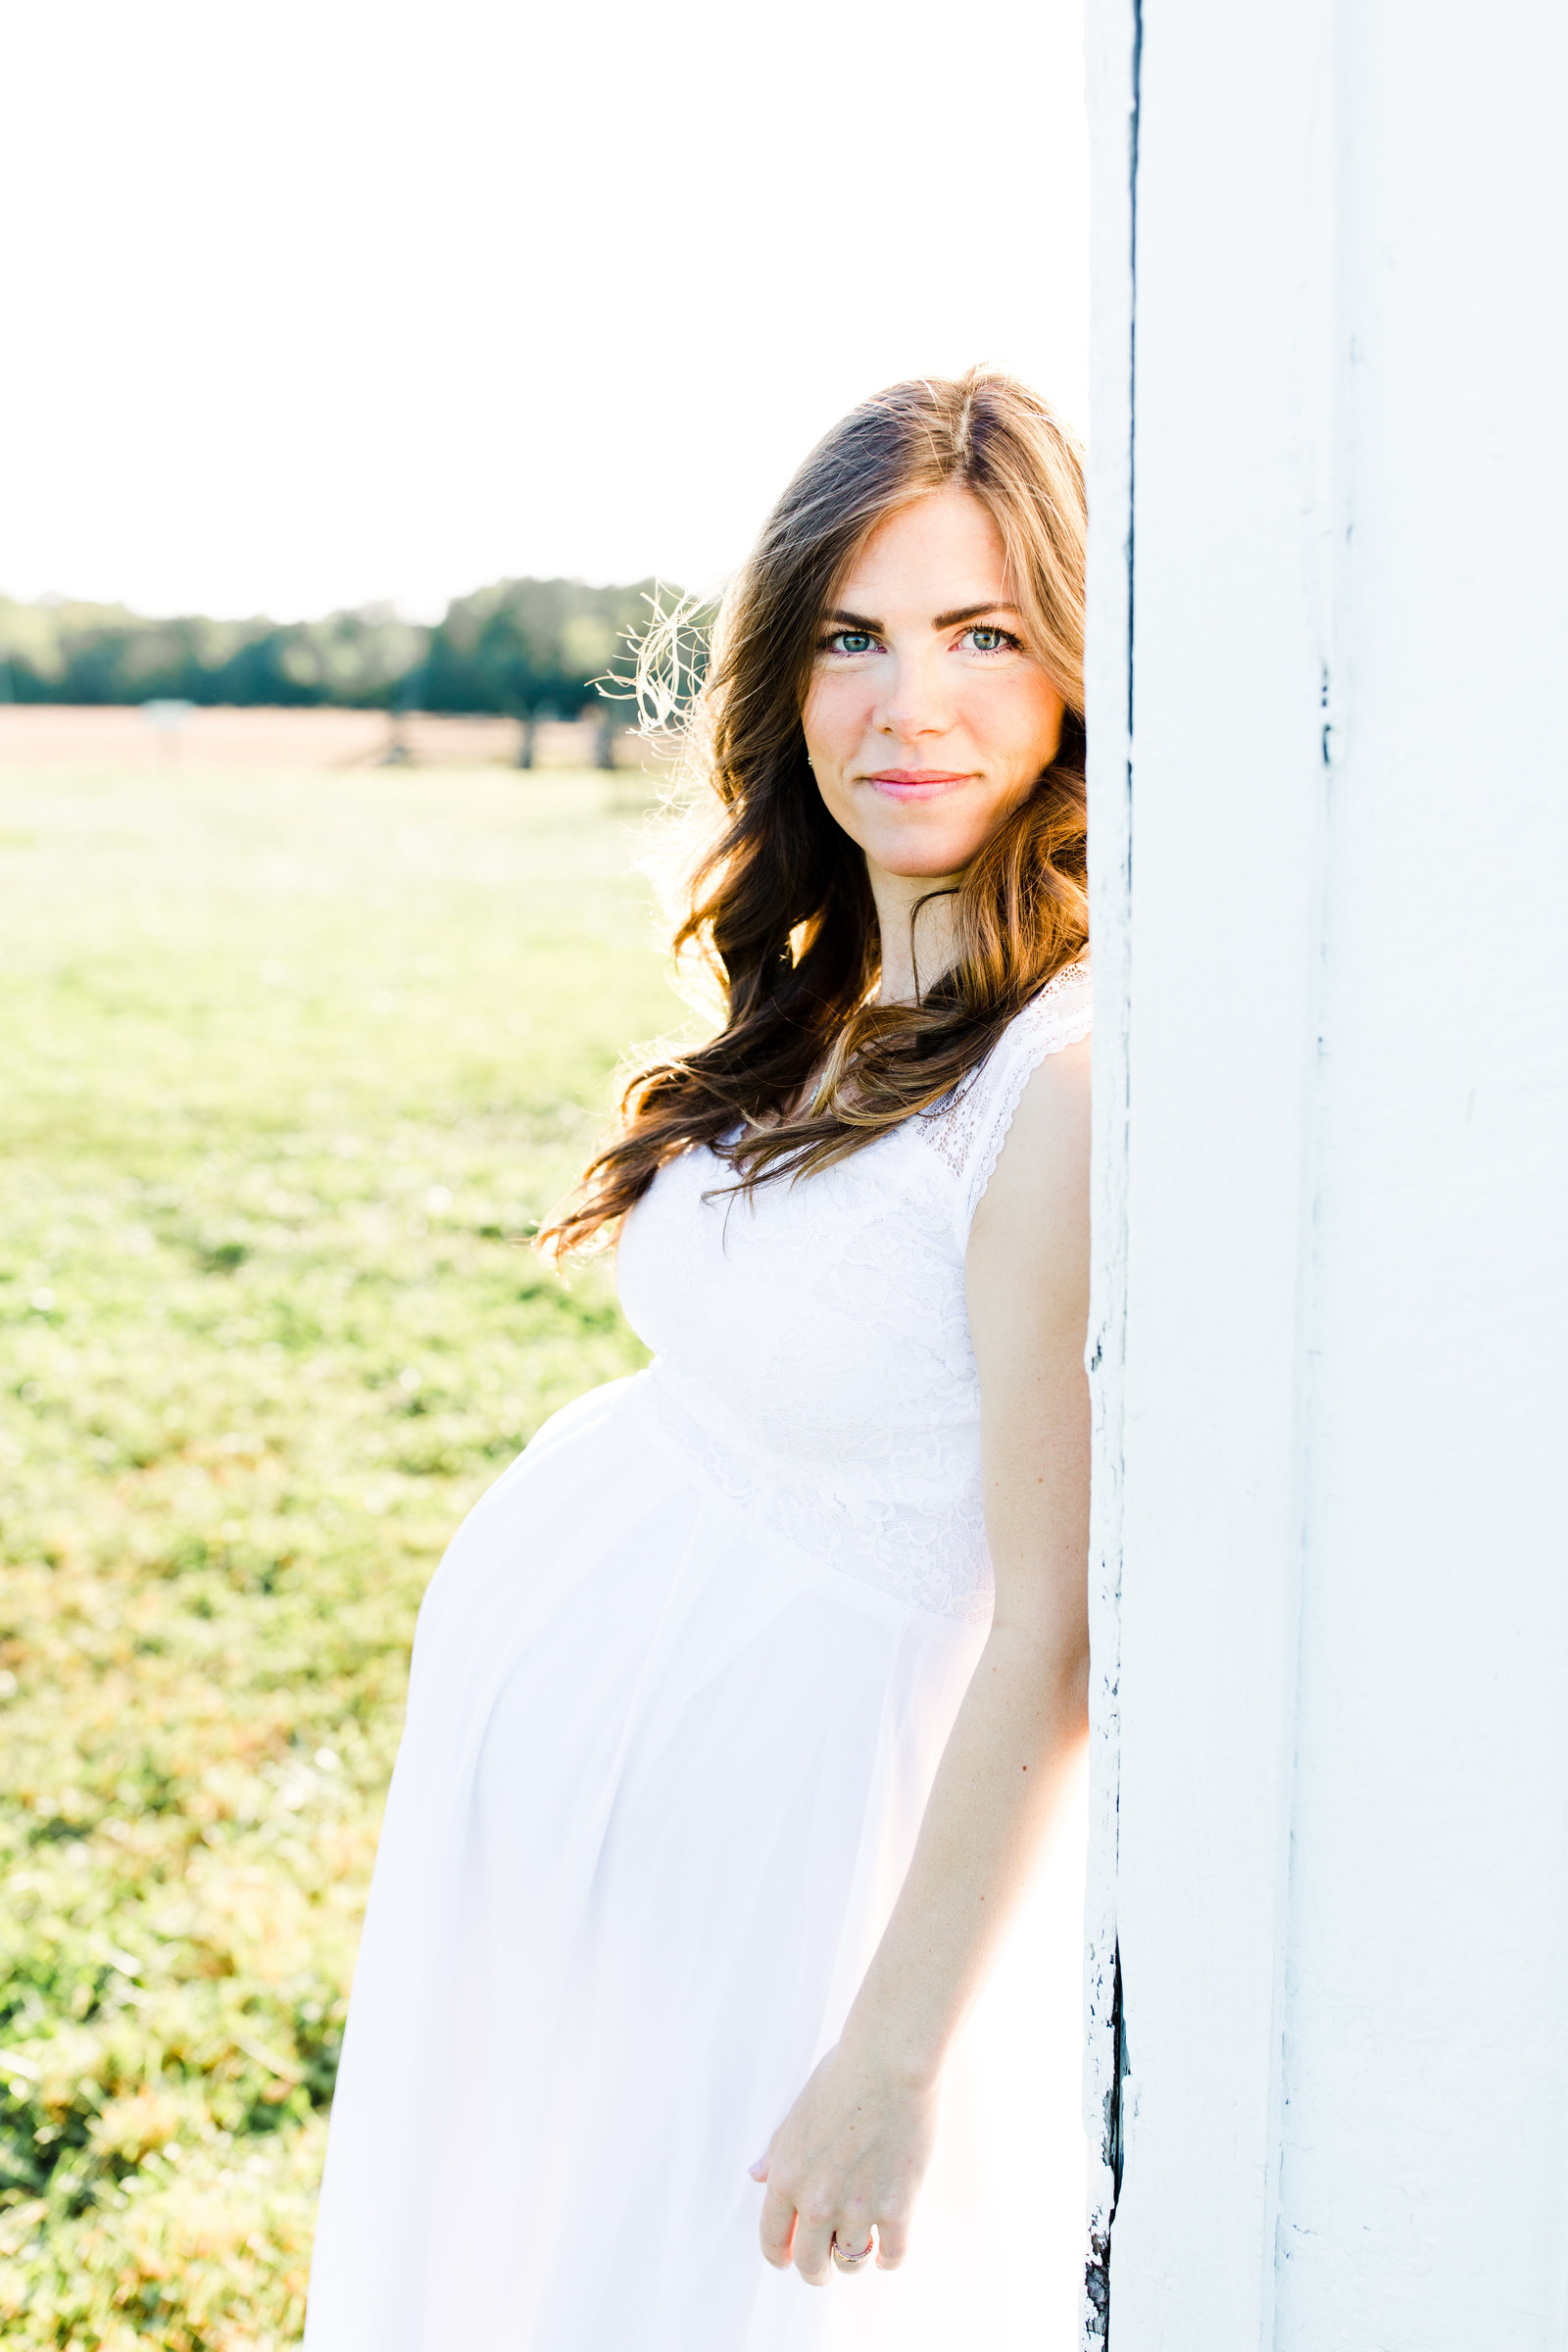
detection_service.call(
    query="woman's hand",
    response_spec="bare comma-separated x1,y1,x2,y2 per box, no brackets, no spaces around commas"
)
751,2034,937,2283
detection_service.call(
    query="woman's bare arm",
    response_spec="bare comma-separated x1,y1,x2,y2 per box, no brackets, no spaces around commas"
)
755,1036,1092,2283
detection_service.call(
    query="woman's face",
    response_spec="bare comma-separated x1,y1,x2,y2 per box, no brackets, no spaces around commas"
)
801,485,1066,883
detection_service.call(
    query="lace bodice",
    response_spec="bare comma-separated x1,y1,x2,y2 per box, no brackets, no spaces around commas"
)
614,962,1092,1621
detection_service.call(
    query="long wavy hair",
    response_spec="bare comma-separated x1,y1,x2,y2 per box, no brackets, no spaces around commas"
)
542,367,1088,1258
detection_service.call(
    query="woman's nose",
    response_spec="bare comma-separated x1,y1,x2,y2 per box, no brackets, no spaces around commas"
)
875,650,953,740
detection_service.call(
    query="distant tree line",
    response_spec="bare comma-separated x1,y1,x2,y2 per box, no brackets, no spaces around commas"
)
0,579,674,742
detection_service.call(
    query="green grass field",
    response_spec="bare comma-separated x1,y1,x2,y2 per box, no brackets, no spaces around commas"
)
0,767,683,2348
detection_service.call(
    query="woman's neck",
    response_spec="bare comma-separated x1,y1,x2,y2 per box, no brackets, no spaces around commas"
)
867,858,962,1005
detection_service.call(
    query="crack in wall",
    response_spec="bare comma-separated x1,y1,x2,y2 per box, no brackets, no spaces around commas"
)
1125,0,1142,747
1083,0,1141,2334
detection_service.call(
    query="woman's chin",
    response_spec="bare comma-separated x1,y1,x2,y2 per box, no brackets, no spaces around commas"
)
856,797,1024,885
882,862,969,887
864,831,989,886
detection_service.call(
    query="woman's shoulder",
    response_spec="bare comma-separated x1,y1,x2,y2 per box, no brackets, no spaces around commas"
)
955,969,1091,1242
913,960,1091,1234
959,958,1093,1120
998,957,1093,1060
975,956,1093,1124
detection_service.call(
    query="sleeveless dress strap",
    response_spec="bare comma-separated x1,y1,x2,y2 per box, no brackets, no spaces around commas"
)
924,961,1093,1248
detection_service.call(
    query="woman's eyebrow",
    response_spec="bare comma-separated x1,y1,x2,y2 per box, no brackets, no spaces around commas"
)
823,600,1022,634
931,600,1022,628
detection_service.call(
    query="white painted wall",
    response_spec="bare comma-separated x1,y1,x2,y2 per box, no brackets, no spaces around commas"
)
1082,4,1568,2345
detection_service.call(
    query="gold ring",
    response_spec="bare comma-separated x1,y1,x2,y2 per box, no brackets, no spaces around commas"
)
832,2232,874,2268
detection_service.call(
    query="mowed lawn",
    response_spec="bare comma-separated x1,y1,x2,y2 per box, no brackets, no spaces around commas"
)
0,767,683,2348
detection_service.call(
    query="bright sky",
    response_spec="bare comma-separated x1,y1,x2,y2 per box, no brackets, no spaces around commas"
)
4,0,1088,622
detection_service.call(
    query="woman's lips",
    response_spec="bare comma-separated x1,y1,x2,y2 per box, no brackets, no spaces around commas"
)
862,769,972,801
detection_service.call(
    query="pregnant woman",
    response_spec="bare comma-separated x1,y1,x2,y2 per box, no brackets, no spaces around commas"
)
305,368,1094,2352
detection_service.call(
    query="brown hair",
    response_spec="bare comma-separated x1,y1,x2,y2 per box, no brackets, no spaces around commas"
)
543,367,1088,1258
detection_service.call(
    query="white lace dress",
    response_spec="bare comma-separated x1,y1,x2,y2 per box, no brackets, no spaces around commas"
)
304,964,1093,2352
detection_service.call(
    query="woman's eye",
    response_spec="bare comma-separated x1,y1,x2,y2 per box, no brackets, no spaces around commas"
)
824,630,877,657
962,625,1019,656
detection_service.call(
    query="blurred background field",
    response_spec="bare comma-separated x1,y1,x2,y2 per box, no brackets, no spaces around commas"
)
0,755,681,2347
0,707,646,777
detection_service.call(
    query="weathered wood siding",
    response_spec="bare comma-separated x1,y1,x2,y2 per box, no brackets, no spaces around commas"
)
1083,2,1568,2344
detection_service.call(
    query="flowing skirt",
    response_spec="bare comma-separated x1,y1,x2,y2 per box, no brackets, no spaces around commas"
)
304,1375,1087,2352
